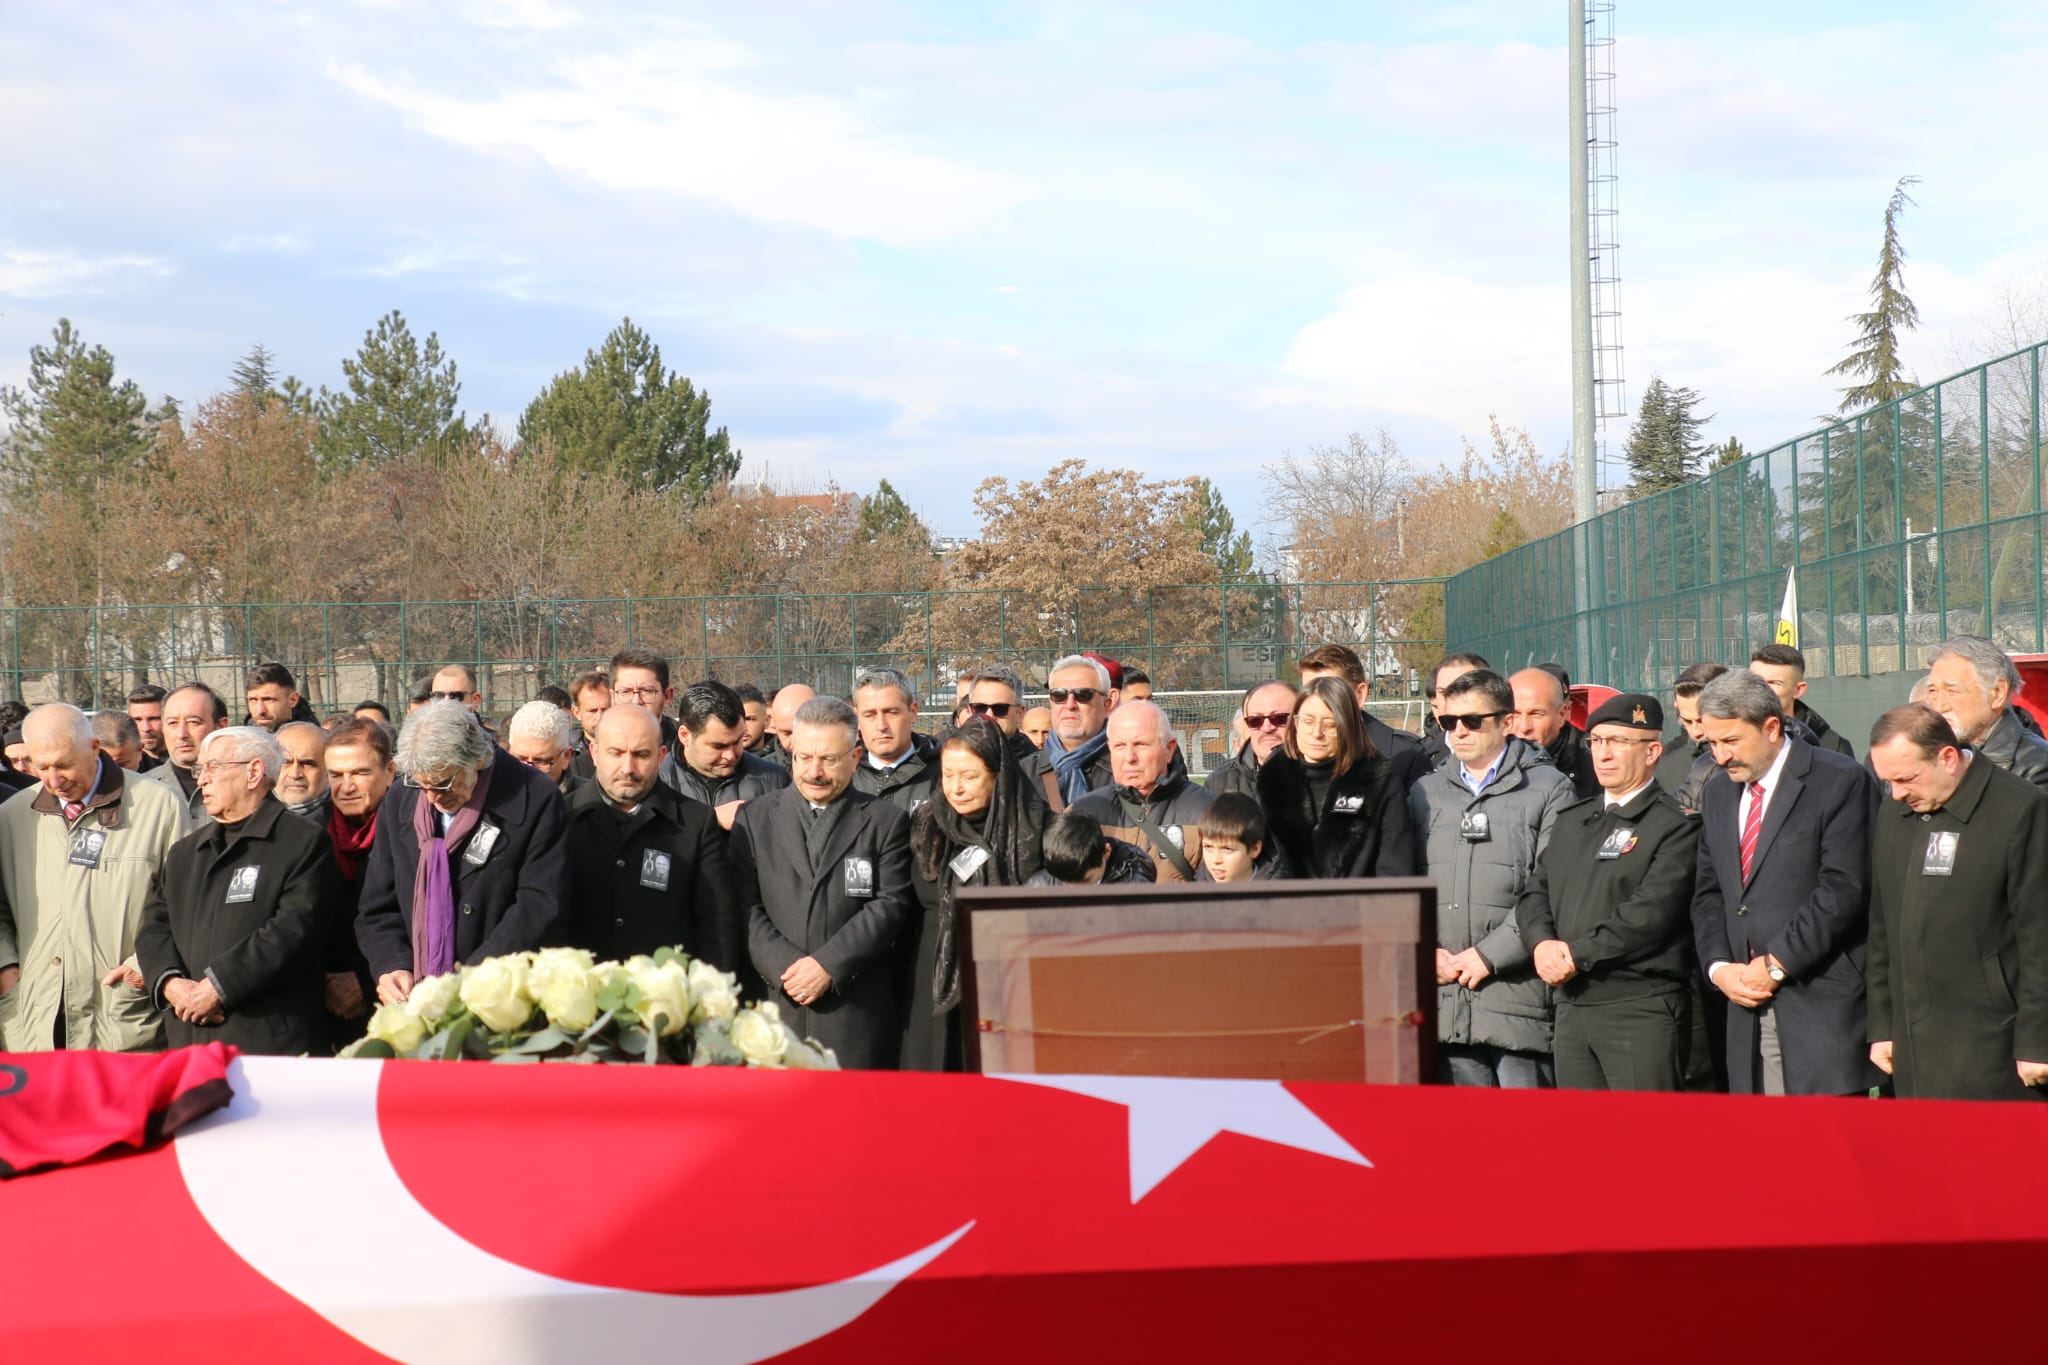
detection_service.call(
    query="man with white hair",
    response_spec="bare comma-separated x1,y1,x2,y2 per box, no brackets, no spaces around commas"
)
504,698,584,797
136,726,344,1055
1922,634,2048,792
0,702,188,1051
1043,654,1116,803
355,700,570,1006
1068,700,1215,883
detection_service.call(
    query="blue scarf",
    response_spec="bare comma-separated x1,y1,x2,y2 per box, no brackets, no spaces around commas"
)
1044,728,1109,805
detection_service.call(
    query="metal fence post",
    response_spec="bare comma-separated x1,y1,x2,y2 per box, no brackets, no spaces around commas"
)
1219,584,1232,691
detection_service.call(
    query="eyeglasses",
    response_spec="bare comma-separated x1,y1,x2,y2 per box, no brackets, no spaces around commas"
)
511,751,561,768
402,773,461,793
1587,735,1656,750
1048,688,1101,706
966,701,1014,718
612,685,664,701
195,759,254,778
1243,711,1291,731
1440,711,1507,732
429,690,471,702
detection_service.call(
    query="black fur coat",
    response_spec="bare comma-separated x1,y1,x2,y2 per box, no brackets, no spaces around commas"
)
1256,751,1419,879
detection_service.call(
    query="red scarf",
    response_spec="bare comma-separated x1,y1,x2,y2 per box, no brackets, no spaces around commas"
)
325,806,378,884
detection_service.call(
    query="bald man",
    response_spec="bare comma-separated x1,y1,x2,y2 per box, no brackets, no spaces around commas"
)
762,684,815,769
1508,667,1599,800
0,703,189,1051
1069,701,1215,883
562,704,738,971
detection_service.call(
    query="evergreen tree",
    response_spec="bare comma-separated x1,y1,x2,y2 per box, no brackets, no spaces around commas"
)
857,479,931,549
1186,476,1256,580
1709,436,1746,470
313,310,464,472
229,343,313,418
1830,176,1921,413
517,318,738,504
1623,373,1713,495
0,318,156,508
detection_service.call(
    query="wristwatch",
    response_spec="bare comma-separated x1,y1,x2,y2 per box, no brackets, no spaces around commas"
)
1766,960,1787,984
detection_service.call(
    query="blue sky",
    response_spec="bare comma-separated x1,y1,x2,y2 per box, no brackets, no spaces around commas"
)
4,1,2046,549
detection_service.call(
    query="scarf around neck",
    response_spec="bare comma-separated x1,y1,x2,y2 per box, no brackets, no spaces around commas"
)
409,759,494,979
326,805,378,884
1044,727,1109,805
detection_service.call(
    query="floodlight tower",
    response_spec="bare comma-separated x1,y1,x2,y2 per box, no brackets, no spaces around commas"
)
1568,0,1625,521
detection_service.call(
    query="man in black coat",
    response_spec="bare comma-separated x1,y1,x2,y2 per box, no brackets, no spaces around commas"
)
736,696,913,1069
1206,680,1296,799
1866,704,2048,1100
851,665,939,813
1690,670,1877,1096
1749,644,1856,759
564,705,736,970
136,726,342,1055
1508,667,1599,800
1069,701,1214,882
356,701,570,1003
1523,694,1700,1090
661,680,790,830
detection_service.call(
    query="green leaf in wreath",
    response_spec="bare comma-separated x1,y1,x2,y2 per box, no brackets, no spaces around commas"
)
514,1025,570,1053
350,1038,396,1060
439,1013,476,1060
653,945,686,968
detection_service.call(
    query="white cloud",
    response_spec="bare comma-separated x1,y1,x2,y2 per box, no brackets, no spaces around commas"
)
0,247,169,298
328,37,1030,249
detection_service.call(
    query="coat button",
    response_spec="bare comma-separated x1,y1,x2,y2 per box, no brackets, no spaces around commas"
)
51,956,61,966
1919,814,1931,822
615,918,625,927
1736,906,1748,916
616,859,626,868
461,904,474,915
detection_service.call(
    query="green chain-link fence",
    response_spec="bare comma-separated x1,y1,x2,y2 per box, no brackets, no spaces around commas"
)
1446,340,2048,690
1,579,1446,715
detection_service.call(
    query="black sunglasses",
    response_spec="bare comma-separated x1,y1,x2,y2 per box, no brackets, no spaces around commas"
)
967,701,1015,718
429,690,470,702
1440,710,1507,732
1047,688,1101,705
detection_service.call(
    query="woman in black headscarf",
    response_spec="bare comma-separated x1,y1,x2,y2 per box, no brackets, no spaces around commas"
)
902,718,1050,1071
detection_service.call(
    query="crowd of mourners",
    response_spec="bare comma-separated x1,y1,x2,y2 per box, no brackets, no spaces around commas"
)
0,633,2041,1099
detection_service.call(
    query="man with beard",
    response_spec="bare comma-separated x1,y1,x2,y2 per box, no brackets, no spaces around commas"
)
563,704,736,970
273,721,331,823
661,680,790,830
1205,679,1297,799
126,684,168,772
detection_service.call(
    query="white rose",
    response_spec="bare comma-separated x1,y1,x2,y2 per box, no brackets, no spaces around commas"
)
686,959,740,1025
780,1035,839,1071
526,949,599,1032
403,971,463,1029
628,957,693,1037
729,1004,789,1068
459,954,534,1034
365,999,428,1055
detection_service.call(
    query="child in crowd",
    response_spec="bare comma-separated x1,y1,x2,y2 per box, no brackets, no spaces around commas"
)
1197,792,1286,882
1027,810,1156,885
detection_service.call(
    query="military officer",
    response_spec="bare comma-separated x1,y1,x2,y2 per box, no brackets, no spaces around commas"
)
1522,693,1701,1091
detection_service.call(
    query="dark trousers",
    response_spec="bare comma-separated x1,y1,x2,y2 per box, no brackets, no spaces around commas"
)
1438,1043,1554,1088
1553,992,1689,1091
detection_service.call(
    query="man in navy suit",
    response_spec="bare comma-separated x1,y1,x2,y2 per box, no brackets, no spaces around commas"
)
1690,669,1877,1095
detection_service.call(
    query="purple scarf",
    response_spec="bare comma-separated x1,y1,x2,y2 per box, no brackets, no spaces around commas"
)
409,759,494,979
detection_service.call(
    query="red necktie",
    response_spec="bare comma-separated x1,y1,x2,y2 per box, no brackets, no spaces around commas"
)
1739,782,1765,881
62,800,82,824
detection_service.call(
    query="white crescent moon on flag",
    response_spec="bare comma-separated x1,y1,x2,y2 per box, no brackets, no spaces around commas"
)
175,1056,971,1365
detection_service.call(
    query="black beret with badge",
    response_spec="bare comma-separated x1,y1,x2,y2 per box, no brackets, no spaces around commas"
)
1587,692,1662,733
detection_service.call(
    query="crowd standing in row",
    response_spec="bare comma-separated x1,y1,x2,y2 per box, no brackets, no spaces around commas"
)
0,636,2040,1100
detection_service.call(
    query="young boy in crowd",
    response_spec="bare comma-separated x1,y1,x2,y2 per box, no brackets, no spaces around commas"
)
1028,810,1157,886
1197,792,1286,882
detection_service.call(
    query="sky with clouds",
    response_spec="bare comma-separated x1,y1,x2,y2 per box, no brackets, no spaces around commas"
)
3,1,2045,548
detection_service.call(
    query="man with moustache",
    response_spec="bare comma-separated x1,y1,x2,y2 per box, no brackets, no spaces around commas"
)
1206,680,1298,799
273,721,331,823
318,717,393,1047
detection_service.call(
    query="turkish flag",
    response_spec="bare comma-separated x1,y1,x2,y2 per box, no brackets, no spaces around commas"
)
5,1058,2048,1363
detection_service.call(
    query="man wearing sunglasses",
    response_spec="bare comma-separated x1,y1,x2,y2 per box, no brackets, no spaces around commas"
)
1043,655,1117,805
851,666,938,813
967,665,1066,811
1206,679,1297,799
1410,668,1575,1087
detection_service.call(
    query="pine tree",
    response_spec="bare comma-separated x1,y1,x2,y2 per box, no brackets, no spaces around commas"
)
230,343,279,402
856,479,931,549
313,311,464,472
1709,437,1746,469
1623,373,1713,495
1830,176,1921,413
0,318,155,508
517,318,738,504
1186,477,1256,580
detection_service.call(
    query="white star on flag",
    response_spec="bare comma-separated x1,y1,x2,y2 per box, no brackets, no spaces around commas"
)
998,1073,1372,1202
